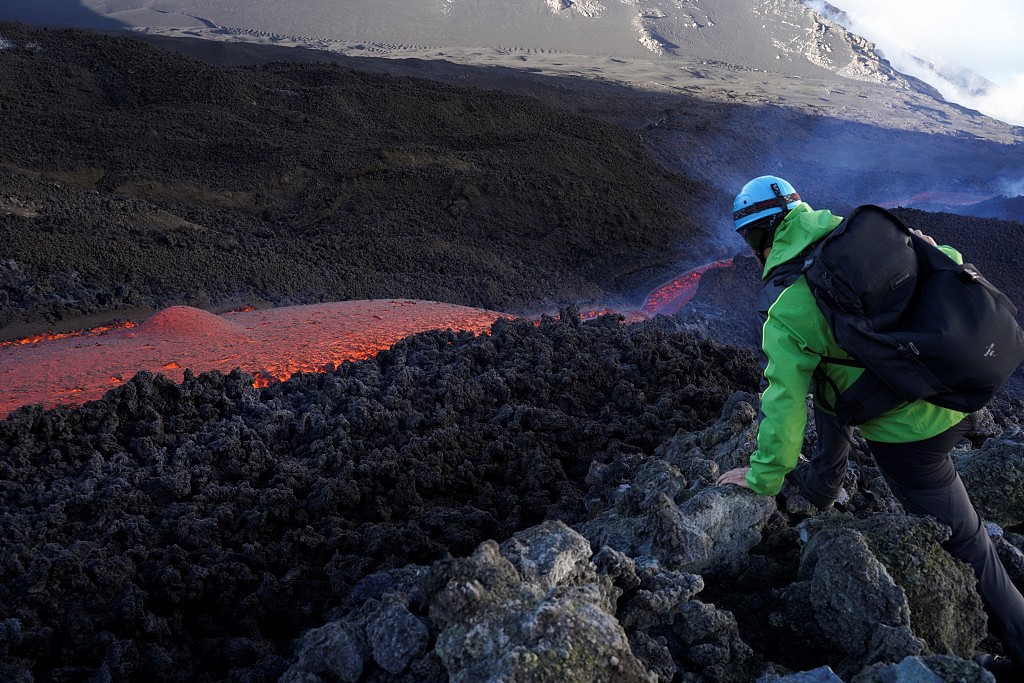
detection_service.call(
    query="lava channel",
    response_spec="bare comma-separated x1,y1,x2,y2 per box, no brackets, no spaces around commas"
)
0,260,733,417
0,300,507,418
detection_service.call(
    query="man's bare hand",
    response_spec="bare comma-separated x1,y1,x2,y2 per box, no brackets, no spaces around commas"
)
716,467,752,489
910,228,937,246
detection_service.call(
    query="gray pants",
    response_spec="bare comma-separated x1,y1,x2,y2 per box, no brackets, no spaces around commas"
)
805,408,1024,665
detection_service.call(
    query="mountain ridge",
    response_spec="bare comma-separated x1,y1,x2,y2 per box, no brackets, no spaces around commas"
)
4,0,1022,143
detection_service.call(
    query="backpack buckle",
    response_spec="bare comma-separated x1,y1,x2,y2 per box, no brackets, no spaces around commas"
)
899,341,921,357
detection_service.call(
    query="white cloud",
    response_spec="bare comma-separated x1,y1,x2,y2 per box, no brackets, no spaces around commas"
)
966,73,1024,129
822,0,1024,125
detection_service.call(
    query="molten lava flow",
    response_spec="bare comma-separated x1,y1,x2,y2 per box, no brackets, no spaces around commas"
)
0,260,734,417
879,191,995,209
0,320,137,349
0,301,507,418
577,260,732,323
640,259,732,317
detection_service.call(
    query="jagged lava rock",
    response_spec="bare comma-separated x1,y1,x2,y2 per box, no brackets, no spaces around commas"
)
954,435,1024,528
427,521,656,682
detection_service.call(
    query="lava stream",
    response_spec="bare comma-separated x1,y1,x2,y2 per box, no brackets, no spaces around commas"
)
0,320,137,349
0,300,506,418
641,259,731,316
579,258,732,322
0,260,732,417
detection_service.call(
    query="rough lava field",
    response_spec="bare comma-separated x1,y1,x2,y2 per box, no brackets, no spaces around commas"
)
2,6,1024,683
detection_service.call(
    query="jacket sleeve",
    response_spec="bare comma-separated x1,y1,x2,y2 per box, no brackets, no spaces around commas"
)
745,286,821,495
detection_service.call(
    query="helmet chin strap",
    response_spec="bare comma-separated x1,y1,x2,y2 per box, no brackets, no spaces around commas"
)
758,183,793,261
758,213,785,259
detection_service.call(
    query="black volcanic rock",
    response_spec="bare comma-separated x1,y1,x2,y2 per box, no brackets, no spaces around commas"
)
0,312,759,680
966,195,1024,223
0,22,716,333
2,309,1022,681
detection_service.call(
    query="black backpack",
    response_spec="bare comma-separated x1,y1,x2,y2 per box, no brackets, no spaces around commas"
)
798,204,1024,426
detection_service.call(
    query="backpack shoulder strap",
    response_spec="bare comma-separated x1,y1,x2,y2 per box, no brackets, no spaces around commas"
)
821,372,906,426
756,251,815,324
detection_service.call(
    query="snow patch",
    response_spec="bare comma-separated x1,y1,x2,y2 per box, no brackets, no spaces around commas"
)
783,4,893,84
0,35,14,50
546,0,606,18
630,0,710,56
632,14,666,54
639,8,667,19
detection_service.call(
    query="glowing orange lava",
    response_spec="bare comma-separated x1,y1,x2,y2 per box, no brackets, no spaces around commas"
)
577,259,732,322
0,301,507,418
0,260,733,417
641,259,732,317
879,191,995,208
0,320,137,349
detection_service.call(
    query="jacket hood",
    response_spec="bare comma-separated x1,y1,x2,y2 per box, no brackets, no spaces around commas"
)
762,203,843,279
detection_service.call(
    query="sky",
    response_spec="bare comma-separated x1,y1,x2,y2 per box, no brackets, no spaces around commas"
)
821,0,1024,126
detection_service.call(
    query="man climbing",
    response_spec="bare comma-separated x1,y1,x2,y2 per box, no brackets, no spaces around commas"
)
716,175,1024,679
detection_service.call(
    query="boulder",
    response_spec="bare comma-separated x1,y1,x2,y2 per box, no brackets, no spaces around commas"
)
579,448,776,575
772,514,987,678
954,436,1024,528
756,666,844,682
365,593,430,674
581,480,776,575
850,654,995,682
660,391,760,476
282,621,364,683
428,521,656,682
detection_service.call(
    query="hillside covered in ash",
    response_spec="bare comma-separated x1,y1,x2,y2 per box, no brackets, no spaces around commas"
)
0,22,717,337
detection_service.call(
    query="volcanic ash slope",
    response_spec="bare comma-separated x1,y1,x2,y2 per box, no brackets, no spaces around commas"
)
0,21,716,334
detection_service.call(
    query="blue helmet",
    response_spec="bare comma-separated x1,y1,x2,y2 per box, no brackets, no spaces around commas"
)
732,175,801,231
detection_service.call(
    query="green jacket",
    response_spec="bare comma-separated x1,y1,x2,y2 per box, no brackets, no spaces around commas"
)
745,203,968,496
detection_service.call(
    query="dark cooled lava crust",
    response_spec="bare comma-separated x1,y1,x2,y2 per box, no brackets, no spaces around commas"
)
0,311,761,681
0,22,716,333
